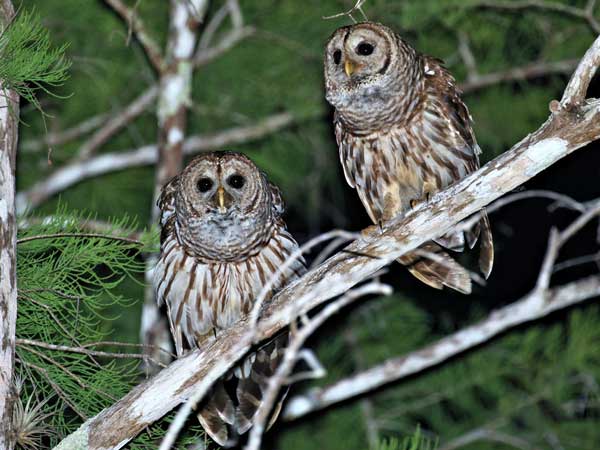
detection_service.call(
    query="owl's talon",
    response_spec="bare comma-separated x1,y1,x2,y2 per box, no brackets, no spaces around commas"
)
361,223,383,237
411,191,433,209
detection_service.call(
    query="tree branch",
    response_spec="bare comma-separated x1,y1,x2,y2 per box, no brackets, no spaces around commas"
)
103,0,165,72
54,34,600,449
73,85,159,162
459,59,579,94
472,0,600,34
16,112,295,213
0,1,20,447
283,274,600,421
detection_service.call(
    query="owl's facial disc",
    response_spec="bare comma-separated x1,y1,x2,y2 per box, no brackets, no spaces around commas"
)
325,23,395,109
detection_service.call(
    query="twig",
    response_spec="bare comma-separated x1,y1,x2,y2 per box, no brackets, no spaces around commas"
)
16,112,297,213
534,200,600,293
17,232,143,246
74,85,159,162
20,345,119,401
16,339,167,368
244,283,392,450
249,229,359,334
323,0,369,22
459,59,579,94
20,113,109,153
471,0,600,34
19,357,88,421
439,427,536,450
194,25,255,66
553,251,600,273
104,0,165,72
457,31,478,82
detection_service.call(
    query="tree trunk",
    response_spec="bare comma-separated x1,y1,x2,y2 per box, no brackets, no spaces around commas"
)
0,1,20,447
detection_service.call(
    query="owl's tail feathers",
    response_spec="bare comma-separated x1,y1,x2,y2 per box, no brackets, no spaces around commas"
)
398,242,472,294
434,209,494,281
197,383,237,447
196,334,288,447
478,211,494,279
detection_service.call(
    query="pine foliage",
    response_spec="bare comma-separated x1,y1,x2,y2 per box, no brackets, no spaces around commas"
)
0,8,69,112
15,210,144,445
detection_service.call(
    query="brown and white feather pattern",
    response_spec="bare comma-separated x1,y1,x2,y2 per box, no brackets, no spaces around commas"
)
154,218,304,353
153,152,305,447
325,22,493,293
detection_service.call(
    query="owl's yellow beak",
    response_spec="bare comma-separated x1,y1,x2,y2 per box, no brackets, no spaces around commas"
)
216,186,227,213
344,60,356,77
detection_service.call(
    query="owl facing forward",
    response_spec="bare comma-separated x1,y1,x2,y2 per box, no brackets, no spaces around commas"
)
153,151,305,446
324,22,493,294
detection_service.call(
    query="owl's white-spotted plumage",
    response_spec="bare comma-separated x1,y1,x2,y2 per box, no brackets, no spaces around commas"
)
324,22,493,293
153,151,305,446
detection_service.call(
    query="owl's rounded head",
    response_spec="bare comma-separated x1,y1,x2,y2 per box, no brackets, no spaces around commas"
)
174,151,281,261
324,22,416,117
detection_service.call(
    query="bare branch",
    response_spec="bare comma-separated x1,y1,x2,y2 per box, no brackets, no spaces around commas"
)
104,0,165,72
0,1,19,447
16,112,296,213
283,275,600,421
194,25,255,66
21,22,253,157
244,283,392,450
472,0,600,34
15,339,167,368
74,85,159,162
459,59,579,94
16,232,143,246
457,31,479,82
20,114,109,153
561,35,600,106
534,200,600,292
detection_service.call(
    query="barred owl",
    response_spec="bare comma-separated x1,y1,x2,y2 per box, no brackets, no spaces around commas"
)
153,151,305,446
324,22,493,294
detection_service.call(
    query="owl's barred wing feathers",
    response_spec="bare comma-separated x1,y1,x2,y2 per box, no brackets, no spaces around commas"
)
424,55,494,277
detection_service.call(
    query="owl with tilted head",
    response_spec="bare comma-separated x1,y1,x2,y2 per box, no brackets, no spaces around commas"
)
153,151,305,447
324,21,494,294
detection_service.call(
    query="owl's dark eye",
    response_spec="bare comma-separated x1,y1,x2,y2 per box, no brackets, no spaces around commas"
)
333,49,342,65
356,42,374,56
196,177,213,193
227,174,246,189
